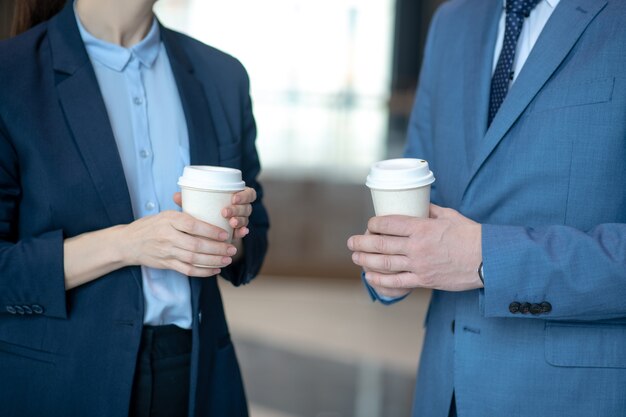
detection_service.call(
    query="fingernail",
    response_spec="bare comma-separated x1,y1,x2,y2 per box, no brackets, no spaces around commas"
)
227,246,237,256
213,269,221,275
352,253,359,263
347,237,353,249
242,227,249,236
219,232,229,241
222,209,231,217
233,196,240,204
222,257,232,265
364,273,371,281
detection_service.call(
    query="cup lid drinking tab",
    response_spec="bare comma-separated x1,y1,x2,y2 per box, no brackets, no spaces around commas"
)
366,158,435,190
178,166,246,192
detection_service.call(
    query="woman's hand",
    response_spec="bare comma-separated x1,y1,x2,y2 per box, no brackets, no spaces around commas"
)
173,188,256,240
63,209,236,290
64,190,257,290
222,187,256,239
119,210,237,278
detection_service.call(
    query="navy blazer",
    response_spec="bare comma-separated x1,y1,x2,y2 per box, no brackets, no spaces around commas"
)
0,3,269,416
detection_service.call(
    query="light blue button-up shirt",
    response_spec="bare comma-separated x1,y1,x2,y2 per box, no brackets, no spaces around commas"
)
76,11,193,328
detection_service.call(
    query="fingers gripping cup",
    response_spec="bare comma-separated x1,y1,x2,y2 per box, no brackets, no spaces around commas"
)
178,166,246,267
366,158,435,218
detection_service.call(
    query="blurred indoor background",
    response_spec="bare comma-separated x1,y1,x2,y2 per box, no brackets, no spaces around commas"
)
0,1,444,415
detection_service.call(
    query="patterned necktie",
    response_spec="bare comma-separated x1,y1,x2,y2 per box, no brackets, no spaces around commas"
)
488,0,542,126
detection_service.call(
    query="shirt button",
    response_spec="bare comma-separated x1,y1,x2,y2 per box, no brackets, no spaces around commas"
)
139,149,150,158
133,97,143,105
145,201,156,211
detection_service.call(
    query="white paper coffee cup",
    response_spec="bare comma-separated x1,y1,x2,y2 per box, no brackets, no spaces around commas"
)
366,158,435,218
178,166,246,267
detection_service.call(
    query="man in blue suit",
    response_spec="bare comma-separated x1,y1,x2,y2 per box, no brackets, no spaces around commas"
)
0,0,268,416
348,0,626,415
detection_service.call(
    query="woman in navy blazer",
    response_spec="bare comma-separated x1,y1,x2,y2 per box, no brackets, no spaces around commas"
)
0,0,268,416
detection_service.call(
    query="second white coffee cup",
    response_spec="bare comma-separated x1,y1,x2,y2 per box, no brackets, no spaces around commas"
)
366,158,435,218
178,165,246,268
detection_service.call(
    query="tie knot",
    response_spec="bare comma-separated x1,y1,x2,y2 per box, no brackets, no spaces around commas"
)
506,0,541,18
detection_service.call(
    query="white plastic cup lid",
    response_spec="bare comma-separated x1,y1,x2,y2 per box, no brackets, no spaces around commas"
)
366,158,435,190
178,166,245,192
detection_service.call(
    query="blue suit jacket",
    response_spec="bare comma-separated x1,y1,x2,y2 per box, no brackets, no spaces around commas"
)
0,4,268,417
400,0,626,415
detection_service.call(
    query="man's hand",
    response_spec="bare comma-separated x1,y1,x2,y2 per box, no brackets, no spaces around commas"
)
347,204,483,295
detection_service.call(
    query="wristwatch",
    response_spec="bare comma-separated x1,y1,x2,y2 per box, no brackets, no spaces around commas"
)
478,261,485,285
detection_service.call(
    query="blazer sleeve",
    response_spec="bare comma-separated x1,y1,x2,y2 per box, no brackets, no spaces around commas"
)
480,223,626,321
0,117,68,319
220,70,269,287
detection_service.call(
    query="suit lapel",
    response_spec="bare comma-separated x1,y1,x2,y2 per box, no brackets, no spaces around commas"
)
49,4,134,227
462,0,607,199
160,29,230,416
462,0,502,168
160,27,220,167
161,27,244,326
160,27,225,301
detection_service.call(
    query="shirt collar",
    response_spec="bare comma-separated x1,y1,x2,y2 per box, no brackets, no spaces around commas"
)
74,5,161,72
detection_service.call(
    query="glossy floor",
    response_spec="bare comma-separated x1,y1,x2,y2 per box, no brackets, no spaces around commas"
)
219,275,430,417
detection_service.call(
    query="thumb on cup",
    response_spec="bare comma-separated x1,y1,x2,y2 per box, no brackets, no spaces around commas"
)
173,192,183,208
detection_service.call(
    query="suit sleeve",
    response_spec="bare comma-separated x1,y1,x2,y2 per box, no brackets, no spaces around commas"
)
220,69,269,287
481,223,626,321
0,117,68,319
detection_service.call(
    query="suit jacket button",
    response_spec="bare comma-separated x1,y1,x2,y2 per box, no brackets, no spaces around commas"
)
15,306,25,315
530,303,542,315
540,302,552,313
22,306,33,315
520,303,531,314
6,306,17,314
509,302,521,314
32,305,44,314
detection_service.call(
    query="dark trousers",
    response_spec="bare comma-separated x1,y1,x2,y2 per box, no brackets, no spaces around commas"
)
129,325,192,417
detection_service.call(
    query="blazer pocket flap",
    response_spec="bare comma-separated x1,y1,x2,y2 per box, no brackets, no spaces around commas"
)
533,77,615,112
0,339,56,364
545,322,626,368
